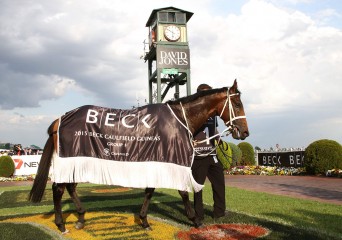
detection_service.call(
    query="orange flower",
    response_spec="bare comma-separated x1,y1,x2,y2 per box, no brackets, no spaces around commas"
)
177,224,269,240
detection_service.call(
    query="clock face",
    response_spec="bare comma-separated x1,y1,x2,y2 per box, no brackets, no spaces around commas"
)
164,25,181,42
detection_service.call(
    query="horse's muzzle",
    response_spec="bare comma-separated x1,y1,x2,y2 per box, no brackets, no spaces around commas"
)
232,126,249,140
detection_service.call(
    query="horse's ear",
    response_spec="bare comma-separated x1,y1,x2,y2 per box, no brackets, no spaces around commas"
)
232,79,238,90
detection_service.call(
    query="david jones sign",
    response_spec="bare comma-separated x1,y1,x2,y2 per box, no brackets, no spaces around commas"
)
257,151,305,167
157,46,190,69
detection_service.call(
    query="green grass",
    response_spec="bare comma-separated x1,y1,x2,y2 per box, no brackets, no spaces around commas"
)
0,182,341,239
160,183,342,239
0,222,64,240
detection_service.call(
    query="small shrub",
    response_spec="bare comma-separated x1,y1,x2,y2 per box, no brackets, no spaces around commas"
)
216,140,232,169
0,156,15,177
304,139,342,175
238,142,255,165
228,142,242,166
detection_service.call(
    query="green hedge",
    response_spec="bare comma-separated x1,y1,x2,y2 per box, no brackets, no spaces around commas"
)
216,140,232,170
304,139,342,175
0,155,15,177
228,142,242,166
238,142,255,165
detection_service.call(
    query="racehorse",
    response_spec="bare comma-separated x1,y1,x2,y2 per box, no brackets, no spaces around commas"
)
28,80,249,234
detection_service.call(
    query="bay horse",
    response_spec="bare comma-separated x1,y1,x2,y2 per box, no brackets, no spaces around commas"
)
28,80,249,234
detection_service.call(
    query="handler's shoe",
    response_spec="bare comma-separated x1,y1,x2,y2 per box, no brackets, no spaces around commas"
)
213,210,229,220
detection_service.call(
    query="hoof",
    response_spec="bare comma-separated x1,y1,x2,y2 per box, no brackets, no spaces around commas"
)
75,222,85,230
141,222,152,230
61,229,70,235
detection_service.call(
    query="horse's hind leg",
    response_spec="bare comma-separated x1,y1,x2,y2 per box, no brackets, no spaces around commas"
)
139,187,155,230
66,183,86,230
52,183,68,233
178,190,202,228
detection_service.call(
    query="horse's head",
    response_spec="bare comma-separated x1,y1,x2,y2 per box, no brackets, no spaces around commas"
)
219,80,249,140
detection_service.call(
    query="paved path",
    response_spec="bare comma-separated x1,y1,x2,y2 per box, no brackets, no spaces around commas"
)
225,175,342,205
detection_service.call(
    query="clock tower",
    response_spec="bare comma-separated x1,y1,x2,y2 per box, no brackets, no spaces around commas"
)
144,7,193,103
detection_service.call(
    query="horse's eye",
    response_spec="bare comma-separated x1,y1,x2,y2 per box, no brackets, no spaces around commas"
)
235,102,241,108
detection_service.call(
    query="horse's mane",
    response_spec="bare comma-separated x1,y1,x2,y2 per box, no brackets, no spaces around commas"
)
166,87,228,105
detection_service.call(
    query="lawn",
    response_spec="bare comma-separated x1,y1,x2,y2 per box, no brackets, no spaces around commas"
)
0,182,341,239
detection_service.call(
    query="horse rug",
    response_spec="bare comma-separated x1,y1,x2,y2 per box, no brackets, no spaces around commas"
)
52,104,203,192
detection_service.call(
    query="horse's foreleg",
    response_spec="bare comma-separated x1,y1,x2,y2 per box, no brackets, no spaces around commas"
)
52,183,68,233
139,187,155,230
66,183,86,230
178,190,202,228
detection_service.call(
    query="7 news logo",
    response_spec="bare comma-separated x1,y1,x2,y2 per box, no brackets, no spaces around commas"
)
13,158,23,169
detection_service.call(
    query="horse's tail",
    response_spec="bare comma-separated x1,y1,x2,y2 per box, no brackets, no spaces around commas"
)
28,120,57,203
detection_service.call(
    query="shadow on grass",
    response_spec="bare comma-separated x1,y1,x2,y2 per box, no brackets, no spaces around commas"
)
264,209,342,239
0,222,62,240
75,190,341,239
1,186,341,239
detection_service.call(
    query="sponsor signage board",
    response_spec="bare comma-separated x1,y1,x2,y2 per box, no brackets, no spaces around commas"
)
157,46,190,69
11,155,42,175
257,151,305,167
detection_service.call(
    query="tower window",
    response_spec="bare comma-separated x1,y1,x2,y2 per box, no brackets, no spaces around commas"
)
176,13,185,23
168,12,175,22
158,12,186,23
159,12,167,22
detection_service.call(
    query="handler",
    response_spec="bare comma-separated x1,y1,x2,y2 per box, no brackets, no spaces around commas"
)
191,83,226,223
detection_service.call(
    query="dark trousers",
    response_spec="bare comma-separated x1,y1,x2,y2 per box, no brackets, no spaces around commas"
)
191,155,226,219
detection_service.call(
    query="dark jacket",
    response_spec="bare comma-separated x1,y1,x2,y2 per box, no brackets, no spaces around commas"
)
193,117,217,157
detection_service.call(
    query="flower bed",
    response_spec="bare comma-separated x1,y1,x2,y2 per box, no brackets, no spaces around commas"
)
4,212,182,240
227,166,306,176
0,174,51,182
0,175,35,182
325,169,342,178
177,224,269,240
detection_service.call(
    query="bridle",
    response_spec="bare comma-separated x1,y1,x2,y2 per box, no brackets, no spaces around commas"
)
219,89,247,131
167,87,247,156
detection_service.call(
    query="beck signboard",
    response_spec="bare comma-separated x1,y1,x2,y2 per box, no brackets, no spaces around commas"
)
257,151,305,167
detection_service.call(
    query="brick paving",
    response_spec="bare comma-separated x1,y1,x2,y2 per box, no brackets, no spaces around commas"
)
225,175,342,205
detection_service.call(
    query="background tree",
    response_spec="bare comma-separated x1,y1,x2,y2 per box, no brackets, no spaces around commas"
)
238,142,255,165
304,139,342,175
228,142,242,166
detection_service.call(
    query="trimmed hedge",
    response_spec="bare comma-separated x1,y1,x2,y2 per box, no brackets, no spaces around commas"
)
304,139,342,175
228,142,242,166
216,140,232,170
0,155,15,177
238,142,255,165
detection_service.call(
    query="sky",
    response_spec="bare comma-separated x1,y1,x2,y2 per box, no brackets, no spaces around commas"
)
0,0,341,150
